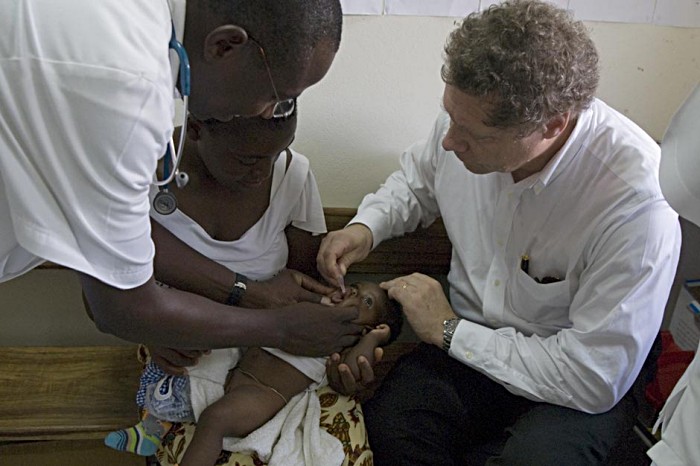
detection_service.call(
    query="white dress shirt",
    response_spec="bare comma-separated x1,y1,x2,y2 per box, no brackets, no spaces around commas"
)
353,99,681,413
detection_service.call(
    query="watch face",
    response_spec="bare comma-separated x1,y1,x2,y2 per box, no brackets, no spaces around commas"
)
445,318,460,332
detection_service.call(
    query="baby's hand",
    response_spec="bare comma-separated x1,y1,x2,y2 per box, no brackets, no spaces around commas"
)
365,324,391,342
326,324,391,395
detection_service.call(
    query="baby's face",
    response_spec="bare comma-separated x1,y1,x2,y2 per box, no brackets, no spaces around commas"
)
335,282,387,326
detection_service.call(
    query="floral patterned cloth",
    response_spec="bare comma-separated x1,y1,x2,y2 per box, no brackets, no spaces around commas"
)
155,386,373,466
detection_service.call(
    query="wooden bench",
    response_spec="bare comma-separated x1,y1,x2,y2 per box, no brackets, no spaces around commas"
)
0,207,450,443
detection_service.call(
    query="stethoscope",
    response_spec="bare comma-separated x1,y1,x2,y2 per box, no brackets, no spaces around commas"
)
152,23,191,216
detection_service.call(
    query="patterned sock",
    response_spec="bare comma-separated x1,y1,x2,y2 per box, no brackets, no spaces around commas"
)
104,418,164,456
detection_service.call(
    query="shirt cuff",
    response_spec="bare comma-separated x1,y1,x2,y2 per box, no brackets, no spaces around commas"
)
349,209,392,250
448,319,493,366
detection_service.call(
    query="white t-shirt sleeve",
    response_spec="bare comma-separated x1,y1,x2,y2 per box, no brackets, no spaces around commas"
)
289,152,327,235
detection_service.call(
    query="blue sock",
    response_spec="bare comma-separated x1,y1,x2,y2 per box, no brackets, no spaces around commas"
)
104,418,163,456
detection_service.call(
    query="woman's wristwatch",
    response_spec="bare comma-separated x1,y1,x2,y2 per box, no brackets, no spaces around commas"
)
442,318,462,352
225,273,248,306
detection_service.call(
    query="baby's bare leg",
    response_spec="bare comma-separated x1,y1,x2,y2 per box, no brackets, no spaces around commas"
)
180,348,313,466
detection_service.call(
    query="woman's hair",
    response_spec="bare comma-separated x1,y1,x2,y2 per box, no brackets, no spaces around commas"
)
441,0,599,135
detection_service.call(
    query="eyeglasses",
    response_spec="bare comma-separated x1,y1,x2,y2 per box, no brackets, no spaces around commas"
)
249,37,296,119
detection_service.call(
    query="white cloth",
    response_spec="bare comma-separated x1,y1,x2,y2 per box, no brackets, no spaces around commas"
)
647,345,700,466
151,150,339,464
0,0,186,288
353,99,681,414
223,388,344,466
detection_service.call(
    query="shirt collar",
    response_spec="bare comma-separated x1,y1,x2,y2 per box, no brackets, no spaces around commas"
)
526,99,596,194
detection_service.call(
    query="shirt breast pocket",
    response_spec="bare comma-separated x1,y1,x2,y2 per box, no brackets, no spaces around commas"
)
508,269,572,326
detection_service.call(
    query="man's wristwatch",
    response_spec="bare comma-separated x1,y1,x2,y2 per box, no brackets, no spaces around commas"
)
442,318,461,352
225,273,248,306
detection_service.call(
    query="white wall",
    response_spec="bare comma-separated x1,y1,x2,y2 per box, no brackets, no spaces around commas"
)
294,15,700,207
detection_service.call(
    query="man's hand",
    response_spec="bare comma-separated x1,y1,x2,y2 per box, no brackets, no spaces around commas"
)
148,346,210,376
327,325,390,395
317,224,374,287
240,269,335,309
381,273,457,347
277,302,363,356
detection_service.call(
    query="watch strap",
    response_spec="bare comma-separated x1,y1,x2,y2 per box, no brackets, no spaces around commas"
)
225,273,248,306
442,318,461,352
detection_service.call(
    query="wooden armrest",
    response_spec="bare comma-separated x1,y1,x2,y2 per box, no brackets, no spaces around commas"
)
0,346,142,441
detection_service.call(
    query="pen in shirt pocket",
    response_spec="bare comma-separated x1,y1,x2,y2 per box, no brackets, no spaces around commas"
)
520,255,529,274
520,254,561,284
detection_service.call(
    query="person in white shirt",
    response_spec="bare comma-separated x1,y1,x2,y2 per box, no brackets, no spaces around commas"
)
0,0,362,358
317,1,681,464
647,84,700,466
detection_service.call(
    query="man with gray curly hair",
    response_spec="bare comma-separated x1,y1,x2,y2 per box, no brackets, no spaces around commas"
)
317,1,681,464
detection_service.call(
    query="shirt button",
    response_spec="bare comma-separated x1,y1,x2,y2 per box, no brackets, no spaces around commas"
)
465,351,473,360
494,279,501,286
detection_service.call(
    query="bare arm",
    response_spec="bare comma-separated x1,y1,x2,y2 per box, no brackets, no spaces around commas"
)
152,219,333,307
79,272,361,356
151,219,236,302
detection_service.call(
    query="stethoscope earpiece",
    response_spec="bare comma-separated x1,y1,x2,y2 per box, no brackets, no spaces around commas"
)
175,171,189,188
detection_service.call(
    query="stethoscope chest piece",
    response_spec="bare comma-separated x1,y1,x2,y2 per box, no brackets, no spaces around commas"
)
153,190,178,215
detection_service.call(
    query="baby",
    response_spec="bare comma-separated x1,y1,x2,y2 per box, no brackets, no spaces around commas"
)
180,281,402,466
106,282,401,465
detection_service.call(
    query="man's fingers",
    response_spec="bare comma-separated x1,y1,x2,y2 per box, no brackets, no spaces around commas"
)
152,347,208,375
296,288,326,304
295,270,335,295
151,354,189,376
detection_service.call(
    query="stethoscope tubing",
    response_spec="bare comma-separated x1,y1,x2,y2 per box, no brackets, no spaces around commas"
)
152,22,190,215
152,96,188,188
